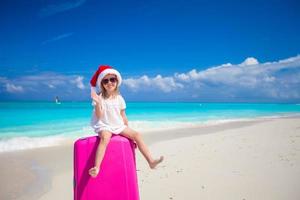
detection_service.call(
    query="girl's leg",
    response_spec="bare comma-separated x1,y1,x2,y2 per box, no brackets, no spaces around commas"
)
89,131,112,177
120,127,163,169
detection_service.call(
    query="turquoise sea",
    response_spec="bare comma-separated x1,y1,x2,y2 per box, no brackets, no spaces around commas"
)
0,102,300,152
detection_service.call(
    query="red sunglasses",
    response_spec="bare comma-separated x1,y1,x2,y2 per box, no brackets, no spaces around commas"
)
102,77,117,85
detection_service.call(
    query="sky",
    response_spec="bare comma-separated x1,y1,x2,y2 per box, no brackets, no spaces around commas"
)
0,0,300,102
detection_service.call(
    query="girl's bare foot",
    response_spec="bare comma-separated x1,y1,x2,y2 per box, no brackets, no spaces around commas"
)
89,166,99,178
149,156,164,169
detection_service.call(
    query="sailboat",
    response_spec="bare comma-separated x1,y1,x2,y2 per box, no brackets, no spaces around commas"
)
55,96,61,104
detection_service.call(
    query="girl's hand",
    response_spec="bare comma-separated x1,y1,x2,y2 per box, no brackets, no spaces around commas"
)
91,90,101,104
91,90,103,119
89,166,100,177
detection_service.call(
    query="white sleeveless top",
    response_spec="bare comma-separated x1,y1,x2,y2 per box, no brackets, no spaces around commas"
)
90,94,127,134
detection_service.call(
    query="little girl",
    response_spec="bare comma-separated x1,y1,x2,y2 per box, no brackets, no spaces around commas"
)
89,65,164,177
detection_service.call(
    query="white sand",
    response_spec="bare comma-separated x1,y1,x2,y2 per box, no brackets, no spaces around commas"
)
1,117,299,200
137,117,300,200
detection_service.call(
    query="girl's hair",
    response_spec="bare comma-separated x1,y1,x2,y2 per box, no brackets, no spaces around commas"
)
100,75,120,99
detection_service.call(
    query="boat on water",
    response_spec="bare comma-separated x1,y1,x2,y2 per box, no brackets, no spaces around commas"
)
55,96,61,104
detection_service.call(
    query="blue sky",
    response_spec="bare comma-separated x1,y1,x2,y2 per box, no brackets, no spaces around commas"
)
0,0,300,102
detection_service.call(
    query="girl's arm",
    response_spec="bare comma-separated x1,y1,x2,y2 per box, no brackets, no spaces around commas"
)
91,90,103,119
94,101,103,119
120,109,128,126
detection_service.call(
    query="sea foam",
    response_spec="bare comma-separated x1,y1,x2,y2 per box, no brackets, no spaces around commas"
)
0,135,66,152
1,114,300,152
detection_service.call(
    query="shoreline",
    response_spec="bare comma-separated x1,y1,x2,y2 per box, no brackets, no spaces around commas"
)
1,113,300,153
0,116,299,199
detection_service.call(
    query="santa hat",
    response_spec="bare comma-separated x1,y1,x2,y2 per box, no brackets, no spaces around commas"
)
90,65,122,91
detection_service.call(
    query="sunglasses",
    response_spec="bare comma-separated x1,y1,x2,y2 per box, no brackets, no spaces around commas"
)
102,77,117,85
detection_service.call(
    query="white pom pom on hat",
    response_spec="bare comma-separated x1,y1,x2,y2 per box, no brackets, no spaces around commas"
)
90,65,122,91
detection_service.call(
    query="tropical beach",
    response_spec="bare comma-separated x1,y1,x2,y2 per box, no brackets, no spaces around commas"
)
1,116,300,200
1,0,300,199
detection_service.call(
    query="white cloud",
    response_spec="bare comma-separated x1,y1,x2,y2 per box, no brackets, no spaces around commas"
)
6,83,24,93
48,84,55,89
220,63,232,67
123,55,300,101
154,75,184,92
173,56,300,87
240,57,259,66
1,55,299,102
39,0,86,17
71,76,85,89
174,72,189,81
42,33,74,45
1,73,88,94
123,75,183,93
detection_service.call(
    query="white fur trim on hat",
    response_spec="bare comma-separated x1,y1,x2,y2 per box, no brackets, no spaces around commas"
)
96,68,122,88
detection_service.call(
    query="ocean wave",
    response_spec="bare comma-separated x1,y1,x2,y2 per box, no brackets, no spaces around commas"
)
130,113,300,132
0,125,99,152
1,114,299,152
0,135,66,152
0,120,229,152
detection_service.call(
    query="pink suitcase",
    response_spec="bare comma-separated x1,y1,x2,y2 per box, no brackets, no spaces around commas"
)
73,135,140,200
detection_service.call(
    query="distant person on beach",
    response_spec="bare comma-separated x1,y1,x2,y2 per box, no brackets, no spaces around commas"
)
88,65,164,177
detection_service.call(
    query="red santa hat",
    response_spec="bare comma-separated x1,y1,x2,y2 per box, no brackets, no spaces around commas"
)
90,65,122,90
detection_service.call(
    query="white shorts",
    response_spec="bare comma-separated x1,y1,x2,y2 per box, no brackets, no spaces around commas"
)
94,125,127,135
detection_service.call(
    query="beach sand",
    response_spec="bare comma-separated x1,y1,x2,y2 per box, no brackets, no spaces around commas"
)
0,117,299,200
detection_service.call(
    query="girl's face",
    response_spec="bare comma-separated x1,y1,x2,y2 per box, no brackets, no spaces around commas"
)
101,74,118,93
